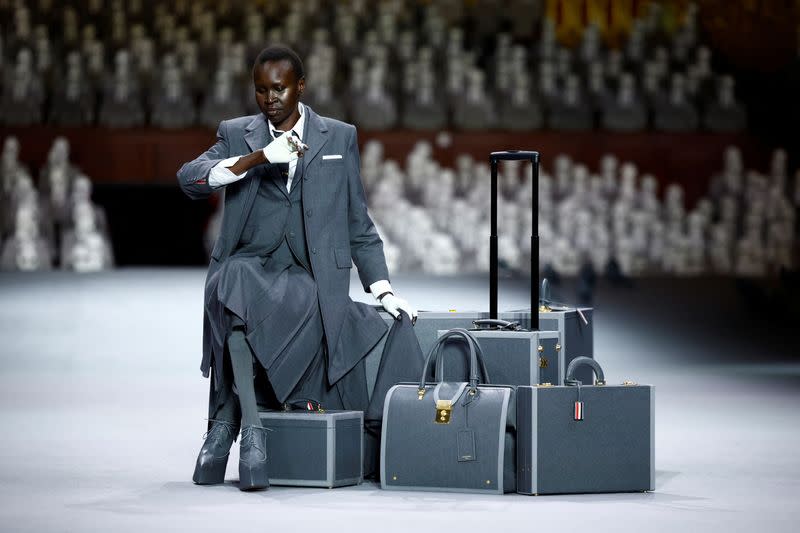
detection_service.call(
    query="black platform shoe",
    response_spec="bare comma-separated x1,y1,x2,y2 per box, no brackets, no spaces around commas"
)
192,420,238,485
238,425,270,491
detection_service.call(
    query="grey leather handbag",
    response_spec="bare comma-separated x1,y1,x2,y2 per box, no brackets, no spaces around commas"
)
380,328,516,494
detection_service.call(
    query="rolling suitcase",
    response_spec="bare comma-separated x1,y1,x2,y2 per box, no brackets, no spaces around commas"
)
516,357,655,495
436,151,584,386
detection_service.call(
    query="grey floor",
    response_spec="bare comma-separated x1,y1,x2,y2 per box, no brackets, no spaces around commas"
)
0,269,798,532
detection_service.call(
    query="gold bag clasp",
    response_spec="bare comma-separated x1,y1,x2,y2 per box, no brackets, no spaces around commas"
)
435,400,452,424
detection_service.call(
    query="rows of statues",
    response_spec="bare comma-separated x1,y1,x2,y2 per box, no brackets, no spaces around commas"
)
0,136,114,272
1,1,750,131
354,140,797,278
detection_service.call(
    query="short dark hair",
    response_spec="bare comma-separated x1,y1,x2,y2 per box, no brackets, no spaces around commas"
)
254,45,305,80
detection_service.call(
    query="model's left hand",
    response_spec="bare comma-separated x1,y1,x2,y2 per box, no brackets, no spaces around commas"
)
380,293,418,324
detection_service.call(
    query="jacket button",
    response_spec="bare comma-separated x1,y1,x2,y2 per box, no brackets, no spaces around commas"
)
311,248,317,254
289,232,295,238
306,209,312,217
285,201,291,207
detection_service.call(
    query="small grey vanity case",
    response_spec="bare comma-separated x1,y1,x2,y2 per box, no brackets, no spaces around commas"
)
516,357,655,495
258,410,363,488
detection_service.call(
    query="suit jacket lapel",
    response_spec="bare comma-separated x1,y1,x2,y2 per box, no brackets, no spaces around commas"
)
244,114,269,153
298,106,329,179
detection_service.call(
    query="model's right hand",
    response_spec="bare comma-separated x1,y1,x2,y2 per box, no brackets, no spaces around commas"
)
262,134,308,164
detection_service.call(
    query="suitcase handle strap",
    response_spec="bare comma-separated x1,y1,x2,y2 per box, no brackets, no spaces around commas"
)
472,318,522,331
489,150,539,328
419,329,489,393
565,356,606,386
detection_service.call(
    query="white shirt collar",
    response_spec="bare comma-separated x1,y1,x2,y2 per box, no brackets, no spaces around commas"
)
267,102,306,141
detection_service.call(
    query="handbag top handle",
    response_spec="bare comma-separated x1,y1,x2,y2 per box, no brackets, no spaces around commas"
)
418,329,490,394
565,356,606,386
434,332,491,386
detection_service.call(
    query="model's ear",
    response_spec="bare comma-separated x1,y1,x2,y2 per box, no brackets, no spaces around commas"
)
298,77,305,96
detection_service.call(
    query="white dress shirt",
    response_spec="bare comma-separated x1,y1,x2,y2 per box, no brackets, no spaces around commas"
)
208,103,307,191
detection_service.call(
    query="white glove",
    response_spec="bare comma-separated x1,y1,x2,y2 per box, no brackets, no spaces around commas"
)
262,133,309,164
380,293,418,323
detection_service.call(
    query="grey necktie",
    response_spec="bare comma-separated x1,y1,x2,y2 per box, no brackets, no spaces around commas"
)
272,130,290,179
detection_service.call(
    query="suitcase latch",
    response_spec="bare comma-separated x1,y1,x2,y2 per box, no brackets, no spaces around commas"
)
435,400,452,424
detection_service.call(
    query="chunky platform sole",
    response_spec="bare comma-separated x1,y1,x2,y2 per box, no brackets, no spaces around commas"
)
192,455,228,485
238,462,270,491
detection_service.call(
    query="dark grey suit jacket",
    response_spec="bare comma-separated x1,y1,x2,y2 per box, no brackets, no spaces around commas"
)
177,106,389,383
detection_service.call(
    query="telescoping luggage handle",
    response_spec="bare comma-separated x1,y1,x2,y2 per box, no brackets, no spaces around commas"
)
418,329,491,395
489,150,539,329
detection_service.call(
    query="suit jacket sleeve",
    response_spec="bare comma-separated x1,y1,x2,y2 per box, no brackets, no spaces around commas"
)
345,126,390,292
176,120,231,200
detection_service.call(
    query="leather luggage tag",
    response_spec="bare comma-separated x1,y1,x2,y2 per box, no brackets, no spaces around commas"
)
457,429,477,462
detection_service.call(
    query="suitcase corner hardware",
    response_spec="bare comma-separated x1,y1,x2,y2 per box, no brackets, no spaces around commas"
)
622,380,637,386
537,345,544,352
539,357,548,368
435,400,452,424
555,343,561,351
595,380,606,386
417,388,426,400
539,305,551,313
485,480,492,485
538,382,553,387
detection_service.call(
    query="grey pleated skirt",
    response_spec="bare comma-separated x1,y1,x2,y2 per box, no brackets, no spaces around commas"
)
205,254,327,404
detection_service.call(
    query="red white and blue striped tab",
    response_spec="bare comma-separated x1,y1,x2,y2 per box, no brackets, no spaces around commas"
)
306,401,314,411
574,401,584,421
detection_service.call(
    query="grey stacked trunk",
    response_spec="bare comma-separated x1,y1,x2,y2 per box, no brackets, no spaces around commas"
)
508,307,595,384
436,329,561,386
258,410,363,488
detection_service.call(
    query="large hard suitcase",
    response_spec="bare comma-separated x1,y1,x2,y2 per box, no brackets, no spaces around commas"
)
516,357,655,495
381,329,516,494
258,410,363,488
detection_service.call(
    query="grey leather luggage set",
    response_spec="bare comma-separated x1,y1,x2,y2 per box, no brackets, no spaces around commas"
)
380,151,654,496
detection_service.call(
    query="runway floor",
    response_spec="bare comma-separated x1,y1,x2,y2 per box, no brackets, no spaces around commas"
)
0,269,798,532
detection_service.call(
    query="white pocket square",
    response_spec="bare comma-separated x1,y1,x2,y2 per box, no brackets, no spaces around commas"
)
322,154,343,160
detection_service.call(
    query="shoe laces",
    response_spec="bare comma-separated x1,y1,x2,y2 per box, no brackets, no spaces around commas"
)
239,425,272,454
202,419,238,441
